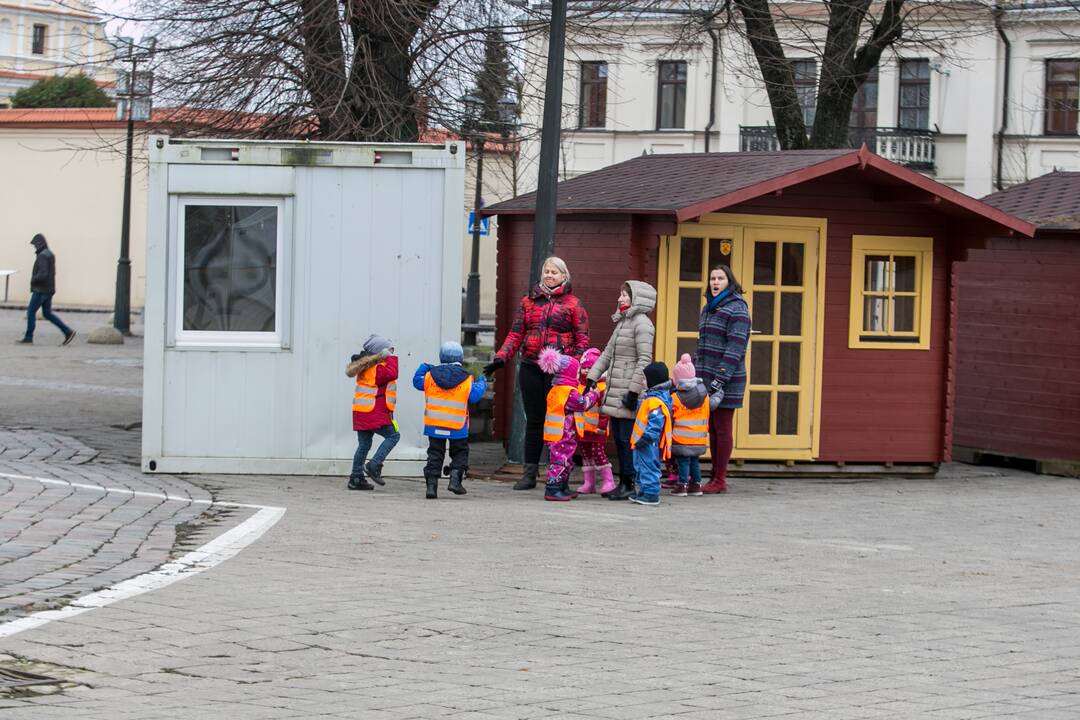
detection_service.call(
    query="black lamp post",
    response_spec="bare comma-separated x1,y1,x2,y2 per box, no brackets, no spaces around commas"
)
113,36,155,336
462,92,517,347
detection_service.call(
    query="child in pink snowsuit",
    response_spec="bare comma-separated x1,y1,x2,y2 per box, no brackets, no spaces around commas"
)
576,347,616,495
539,348,600,502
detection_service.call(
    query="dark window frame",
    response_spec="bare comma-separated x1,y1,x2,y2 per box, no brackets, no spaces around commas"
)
793,59,817,127
1045,59,1079,136
898,59,931,130
31,24,46,55
578,61,608,129
656,60,688,130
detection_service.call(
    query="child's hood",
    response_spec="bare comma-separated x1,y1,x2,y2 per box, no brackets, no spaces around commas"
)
643,381,673,408
675,378,707,409
427,363,472,390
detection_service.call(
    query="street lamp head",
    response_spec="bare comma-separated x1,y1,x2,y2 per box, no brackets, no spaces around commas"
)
496,95,518,135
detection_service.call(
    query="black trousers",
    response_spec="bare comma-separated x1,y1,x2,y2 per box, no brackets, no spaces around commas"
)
518,362,553,465
425,437,469,477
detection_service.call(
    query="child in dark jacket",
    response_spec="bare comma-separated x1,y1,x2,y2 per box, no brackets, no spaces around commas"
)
345,334,400,490
538,348,600,501
669,354,720,496
412,341,486,499
627,361,673,506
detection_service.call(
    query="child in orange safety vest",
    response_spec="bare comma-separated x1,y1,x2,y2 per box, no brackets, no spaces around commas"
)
627,361,674,506
412,341,486,500
345,334,400,491
575,347,616,495
538,347,600,501
669,353,721,497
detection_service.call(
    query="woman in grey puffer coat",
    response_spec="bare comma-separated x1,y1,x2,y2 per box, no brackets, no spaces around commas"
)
586,280,656,500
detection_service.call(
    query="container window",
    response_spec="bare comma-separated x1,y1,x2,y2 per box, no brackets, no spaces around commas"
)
849,235,932,350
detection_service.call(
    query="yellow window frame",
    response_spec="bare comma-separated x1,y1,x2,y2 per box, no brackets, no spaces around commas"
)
849,235,933,350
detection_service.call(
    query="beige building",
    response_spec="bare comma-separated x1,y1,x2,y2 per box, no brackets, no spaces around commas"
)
0,109,514,321
0,0,115,107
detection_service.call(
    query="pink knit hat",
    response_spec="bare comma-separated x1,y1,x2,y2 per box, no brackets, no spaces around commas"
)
579,347,601,371
539,347,581,387
671,353,697,383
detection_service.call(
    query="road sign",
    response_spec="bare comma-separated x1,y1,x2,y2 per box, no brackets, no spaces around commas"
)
467,212,489,236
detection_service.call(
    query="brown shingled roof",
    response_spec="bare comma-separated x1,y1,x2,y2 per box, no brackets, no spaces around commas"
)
487,147,1036,237
981,171,1080,230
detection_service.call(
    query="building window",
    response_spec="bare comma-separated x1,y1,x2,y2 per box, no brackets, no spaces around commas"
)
898,59,930,130
1045,59,1079,135
850,66,879,128
32,24,47,55
849,235,933,350
175,197,288,347
793,60,817,127
657,60,687,129
579,61,607,128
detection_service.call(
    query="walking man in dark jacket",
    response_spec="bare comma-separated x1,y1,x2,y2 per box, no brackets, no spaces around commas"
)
19,234,75,345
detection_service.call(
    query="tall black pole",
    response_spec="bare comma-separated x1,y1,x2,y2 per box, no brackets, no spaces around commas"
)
507,0,567,463
463,137,485,346
113,55,136,335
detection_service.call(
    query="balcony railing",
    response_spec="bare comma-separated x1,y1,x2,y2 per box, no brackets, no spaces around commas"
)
739,126,936,172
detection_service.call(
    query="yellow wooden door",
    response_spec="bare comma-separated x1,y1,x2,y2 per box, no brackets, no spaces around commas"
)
657,214,825,460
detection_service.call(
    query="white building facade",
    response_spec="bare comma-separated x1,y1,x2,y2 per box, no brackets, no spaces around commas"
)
0,0,115,107
517,2,1080,198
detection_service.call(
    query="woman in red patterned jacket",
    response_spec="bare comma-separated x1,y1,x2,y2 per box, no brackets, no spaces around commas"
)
483,257,590,491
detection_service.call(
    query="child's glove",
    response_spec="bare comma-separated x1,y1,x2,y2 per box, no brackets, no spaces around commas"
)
709,378,725,395
709,388,725,411
584,378,597,392
622,391,639,410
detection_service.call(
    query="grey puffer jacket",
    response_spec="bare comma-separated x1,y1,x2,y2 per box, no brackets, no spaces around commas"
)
586,280,656,419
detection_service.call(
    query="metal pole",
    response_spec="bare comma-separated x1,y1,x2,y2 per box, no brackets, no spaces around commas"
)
508,0,567,463
113,55,136,335
463,137,484,346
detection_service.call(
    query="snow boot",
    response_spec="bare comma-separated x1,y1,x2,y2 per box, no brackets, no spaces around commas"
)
425,474,439,499
448,468,467,495
598,466,617,495
577,467,597,494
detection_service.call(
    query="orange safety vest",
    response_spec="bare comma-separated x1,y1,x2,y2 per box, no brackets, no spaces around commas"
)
422,374,472,431
630,396,672,460
574,380,607,439
543,385,573,443
352,363,397,413
671,394,708,447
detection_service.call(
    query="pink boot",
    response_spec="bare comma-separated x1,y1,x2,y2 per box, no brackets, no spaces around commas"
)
598,466,617,495
578,467,597,494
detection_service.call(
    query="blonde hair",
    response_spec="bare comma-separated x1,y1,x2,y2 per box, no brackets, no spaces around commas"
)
541,256,571,285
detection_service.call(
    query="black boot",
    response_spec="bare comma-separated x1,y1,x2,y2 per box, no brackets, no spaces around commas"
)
448,468,467,495
607,474,635,501
348,473,374,491
425,474,438,499
513,463,538,490
365,460,386,486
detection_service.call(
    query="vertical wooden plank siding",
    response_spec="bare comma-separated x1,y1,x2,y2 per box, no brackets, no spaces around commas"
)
954,234,1080,462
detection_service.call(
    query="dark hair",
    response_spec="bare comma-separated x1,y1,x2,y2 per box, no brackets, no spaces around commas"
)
709,264,743,295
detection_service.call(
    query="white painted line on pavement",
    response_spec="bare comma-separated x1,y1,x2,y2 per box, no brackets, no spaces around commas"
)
0,473,286,639
0,472,273,509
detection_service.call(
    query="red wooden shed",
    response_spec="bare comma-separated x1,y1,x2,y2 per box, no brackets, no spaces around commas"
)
486,147,1034,470
953,171,1080,475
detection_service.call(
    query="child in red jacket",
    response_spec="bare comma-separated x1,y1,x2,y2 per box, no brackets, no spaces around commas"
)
345,334,400,490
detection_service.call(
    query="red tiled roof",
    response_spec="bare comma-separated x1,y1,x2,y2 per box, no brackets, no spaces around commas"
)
486,146,1035,237
981,171,1080,230
0,106,293,132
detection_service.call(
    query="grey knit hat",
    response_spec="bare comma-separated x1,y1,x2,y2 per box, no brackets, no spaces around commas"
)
439,341,464,364
362,334,393,355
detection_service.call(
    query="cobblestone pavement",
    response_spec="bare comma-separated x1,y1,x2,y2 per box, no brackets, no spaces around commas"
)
2,309,1080,718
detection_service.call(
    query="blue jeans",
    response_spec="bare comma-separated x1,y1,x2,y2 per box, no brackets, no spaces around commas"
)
352,425,400,476
676,456,702,485
24,292,72,340
633,441,662,498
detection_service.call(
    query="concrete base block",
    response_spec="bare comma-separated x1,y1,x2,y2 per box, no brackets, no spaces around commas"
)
86,326,124,345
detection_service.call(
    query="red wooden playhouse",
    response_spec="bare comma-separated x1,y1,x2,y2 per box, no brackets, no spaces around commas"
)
486,148,1034,471
953,171,1080,475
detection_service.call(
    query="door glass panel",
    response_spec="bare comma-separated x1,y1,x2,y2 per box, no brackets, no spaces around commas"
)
894,256,916,292
781,243,804,286
678,288,703,332
748,391,771,435
750,341,773,384
863,296,887,332
777,392,799,435
754,242,777,285
780,293,802,336
676,337,697,361
893,297,915,332
752,291,775,334
709,237,731,267
779,342,800,385
865,255,890,291
680,237,703,281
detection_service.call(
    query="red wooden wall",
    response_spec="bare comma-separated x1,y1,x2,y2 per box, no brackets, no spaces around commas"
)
492,168,990,463
954,234,1080,462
